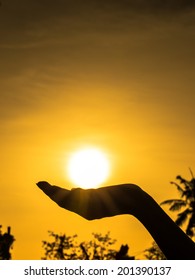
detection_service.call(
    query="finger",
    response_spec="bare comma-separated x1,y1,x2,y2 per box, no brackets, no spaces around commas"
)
36,181,108,220
36,181,71,206
36,181,93,219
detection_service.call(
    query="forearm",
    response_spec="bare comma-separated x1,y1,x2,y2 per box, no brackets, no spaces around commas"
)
134,191,195,260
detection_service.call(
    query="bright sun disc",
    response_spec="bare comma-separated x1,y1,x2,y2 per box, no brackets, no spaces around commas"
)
67,148,110,189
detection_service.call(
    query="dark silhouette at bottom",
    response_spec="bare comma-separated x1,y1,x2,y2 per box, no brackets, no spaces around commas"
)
0,226,15,260
37,181,195,260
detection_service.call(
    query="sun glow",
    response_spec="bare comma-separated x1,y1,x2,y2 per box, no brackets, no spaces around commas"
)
67,148,110,189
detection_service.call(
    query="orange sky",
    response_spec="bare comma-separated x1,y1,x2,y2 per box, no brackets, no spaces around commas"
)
0,0,195,259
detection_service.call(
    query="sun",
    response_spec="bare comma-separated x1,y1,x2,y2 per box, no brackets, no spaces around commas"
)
67,147,110,189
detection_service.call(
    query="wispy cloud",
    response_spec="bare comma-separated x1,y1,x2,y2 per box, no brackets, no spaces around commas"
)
1,0,195,123
1,0,195,46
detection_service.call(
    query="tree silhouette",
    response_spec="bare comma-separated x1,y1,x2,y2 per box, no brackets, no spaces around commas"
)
0,225,15,260
144,241,166,260
161,170,195,238
42,231,135,260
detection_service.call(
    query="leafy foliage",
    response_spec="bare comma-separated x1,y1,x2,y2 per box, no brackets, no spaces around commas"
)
42,231,135,260
0,225,15,260
161,170,195,238
144,241,166,260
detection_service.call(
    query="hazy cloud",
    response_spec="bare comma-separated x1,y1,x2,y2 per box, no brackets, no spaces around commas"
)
1,0,195,50
1,0,195,121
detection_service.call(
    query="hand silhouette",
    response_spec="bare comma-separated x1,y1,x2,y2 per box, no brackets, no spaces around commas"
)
36,181,147,220
36,181,195,260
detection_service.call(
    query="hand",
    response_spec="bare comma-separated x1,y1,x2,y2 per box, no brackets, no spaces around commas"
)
36,181,195,260
36,181,147,220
